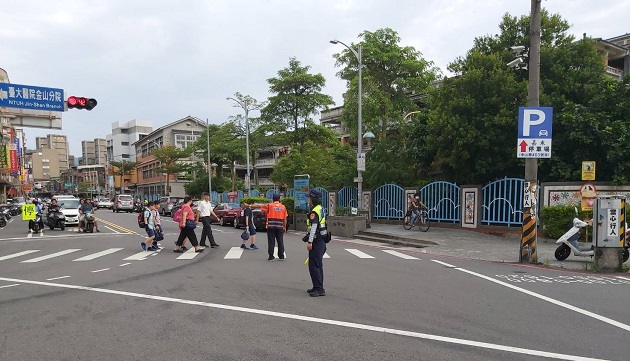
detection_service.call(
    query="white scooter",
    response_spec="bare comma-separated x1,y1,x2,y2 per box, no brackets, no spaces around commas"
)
554,216,593,261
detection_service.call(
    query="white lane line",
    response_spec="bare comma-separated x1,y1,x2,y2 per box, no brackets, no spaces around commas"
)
123,251,150,261
0,276,608,361
346,249,375,259
616,276,630,281
46,276,71,281
432,260,457,268
176,248,200,260
26,233,32,239
456,267,630,333
0,284,20,289
104,225,120,234
119,263,131,267
382,250,419,260
0,250,40,261
224,247,244,259
274,247,286,259
91,268,110,273
323,252,331,259
20,249,81,263
73,248,125,261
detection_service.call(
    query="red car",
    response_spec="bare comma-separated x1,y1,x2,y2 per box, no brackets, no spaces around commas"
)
213,203,241,226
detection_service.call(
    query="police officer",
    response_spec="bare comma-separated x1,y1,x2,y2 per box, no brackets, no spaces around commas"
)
305,189,327,297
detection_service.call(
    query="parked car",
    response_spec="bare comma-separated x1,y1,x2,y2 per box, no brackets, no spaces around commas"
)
170,199,204,219
213,203,241,226
97,198,113,209
233,204,267,230
158,196,183,216
112,194,134,213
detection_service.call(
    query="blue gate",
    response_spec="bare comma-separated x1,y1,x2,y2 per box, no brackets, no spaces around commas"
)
211,191,218,203
250,189,261,197
420,181,460,223
313,187,329,215
285,188,294,198
266,189,276,201
337,186,358,209
482,178,524,226
373,184,405,219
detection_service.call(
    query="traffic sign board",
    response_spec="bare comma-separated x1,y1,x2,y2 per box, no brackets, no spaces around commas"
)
22,204,36,221
357,152,366,171
517,107,553,158
0,83,64,112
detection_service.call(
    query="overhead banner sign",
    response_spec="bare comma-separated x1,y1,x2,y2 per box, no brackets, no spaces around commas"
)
517,107,553,158
0,82,64,111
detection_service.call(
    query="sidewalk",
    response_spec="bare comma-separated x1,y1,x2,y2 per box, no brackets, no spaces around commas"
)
352,223,598,272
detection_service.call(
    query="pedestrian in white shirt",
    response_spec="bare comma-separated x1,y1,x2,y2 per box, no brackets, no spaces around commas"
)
198,192,219,248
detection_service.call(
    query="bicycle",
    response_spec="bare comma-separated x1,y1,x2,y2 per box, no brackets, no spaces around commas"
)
403,209,430,232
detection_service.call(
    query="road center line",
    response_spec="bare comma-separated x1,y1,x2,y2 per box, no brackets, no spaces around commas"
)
0,276,608,361
91,268,110,273
46,276,71,281
455,267,630,333
0,283,20,289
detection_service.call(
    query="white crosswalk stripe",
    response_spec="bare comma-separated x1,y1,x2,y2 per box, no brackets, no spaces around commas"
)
176,247,201,260
346,249,375,259
21,249,82,263
73,248,125,261
123,251,152,261
224,246,244,259
0,250,40,261
382,250,419,260
273,247,287,259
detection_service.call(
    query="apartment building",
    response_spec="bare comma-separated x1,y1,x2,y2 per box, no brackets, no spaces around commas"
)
134,116,205,197
35,134,69,172
106,119,152,163
81,140,96,165
25,148,61,181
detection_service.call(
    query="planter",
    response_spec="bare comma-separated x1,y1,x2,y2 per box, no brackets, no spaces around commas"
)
327,216,367,237
292,213,309,232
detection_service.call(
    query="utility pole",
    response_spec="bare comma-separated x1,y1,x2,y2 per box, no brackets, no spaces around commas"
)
520,0,542,264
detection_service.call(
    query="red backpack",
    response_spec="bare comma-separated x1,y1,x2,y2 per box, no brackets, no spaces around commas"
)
172,208,183,223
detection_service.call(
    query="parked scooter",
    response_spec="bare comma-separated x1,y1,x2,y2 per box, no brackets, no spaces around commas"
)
46,208,66,231
79,212,96,233
0,207,13,229
554,210,593,261
133,203,144,213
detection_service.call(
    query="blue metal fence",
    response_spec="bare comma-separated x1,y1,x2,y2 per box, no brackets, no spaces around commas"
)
266,189,276,201
285,188,294,198
420,181,460,223
337,186,358,208
211,191,218,203
250,189,261,197
482,178,524,226
373,184,405,219
313,187,329,215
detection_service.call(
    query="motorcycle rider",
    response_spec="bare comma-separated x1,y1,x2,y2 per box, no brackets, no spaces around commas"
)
28,198,44,233
79,198,100,232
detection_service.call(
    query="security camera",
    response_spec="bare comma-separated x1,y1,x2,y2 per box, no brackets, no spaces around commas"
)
507,58,524,68
510,46,525,54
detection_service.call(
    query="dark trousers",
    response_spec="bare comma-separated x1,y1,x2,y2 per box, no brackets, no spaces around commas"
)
267,228,285,259
199,216,216,246
176,226,198,247
308,240,326,290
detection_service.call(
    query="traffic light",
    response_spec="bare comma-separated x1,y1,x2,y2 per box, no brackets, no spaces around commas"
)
67,96,98,110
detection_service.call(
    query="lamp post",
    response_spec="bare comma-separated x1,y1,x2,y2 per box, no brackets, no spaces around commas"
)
206,118,212,198
330,39,364,210
226,96,252,197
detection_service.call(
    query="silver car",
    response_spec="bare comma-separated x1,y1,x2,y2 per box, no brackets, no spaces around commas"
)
112,195,134,213
159,196,182,216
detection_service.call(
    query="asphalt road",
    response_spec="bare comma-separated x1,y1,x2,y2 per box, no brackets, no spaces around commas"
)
1,210,629,361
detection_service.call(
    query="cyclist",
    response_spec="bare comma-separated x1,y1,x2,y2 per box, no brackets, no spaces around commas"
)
408,192,427,225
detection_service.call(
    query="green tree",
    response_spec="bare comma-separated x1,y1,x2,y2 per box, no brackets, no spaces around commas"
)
109,160,137,193
261,57,334,145
152,146,193,195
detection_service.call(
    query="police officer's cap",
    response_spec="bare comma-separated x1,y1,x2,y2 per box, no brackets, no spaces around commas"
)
309,189,322,199
272,192,281,201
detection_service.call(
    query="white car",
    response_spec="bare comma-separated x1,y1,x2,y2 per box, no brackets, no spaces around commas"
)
56,198,81,225
97,198,113,209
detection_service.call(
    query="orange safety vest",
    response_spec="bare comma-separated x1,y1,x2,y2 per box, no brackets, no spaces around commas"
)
261,201,288,229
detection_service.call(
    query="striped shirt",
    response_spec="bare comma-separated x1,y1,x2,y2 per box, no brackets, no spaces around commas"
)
261,201,288,230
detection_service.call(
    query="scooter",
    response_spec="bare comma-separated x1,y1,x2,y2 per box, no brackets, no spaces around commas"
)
46,208,66,231
0,207,13,229
29,214,43,234
79,212,95,233
554,216,593,261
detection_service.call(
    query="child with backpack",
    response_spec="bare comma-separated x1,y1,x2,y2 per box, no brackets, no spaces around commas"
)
151,200,164,244
140,202,158,251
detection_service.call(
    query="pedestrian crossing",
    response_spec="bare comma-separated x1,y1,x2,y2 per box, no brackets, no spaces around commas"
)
0,246,421,265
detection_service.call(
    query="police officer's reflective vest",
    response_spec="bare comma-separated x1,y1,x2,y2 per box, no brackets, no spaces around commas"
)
306,205,328,239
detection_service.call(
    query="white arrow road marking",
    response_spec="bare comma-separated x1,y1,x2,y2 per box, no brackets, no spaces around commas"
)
0,276,610,361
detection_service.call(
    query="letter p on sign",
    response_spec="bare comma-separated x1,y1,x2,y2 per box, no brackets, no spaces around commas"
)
522,109,545,136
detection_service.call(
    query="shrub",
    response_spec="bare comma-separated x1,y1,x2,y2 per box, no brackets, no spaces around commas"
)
239,196,269,205
539,206,588,239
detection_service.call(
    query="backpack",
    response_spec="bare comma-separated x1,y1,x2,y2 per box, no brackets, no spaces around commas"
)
172,208,183,223
138,210,149,229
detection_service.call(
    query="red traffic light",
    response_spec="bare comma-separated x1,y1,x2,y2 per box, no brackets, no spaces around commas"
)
67,96,97,110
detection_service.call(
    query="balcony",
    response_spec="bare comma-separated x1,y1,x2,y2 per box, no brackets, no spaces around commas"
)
605,66,623,81
257,177,275,186
255,158,277,166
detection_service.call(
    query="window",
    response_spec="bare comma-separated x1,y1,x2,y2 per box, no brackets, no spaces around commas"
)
175,133,199,149
120,128,129,134
121,141,129,146
121,154,130,159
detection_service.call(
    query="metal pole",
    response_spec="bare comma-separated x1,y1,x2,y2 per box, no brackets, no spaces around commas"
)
357,44,363,211
245,107,250,197
211,118,212,197
520,0,541,264
191,127,196,181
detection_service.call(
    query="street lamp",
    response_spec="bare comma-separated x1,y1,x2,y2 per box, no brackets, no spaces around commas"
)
206,118,212,198
226,96,252,196
330,38,364,210
186,123,196,181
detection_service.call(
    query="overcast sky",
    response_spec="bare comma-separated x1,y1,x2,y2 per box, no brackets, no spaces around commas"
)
1,0,628,156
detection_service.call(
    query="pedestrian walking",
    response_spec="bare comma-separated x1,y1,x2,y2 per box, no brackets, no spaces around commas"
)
240,200,259,250
259,193,288,261
141,202,158,251
173,196,203,253
151,200,164,245
304,189,327,297
198,192,219,248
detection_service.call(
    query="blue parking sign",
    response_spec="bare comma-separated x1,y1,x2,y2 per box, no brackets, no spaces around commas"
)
517,107,553,158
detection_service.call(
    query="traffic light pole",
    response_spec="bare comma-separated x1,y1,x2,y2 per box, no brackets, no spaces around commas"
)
520,0,542,264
